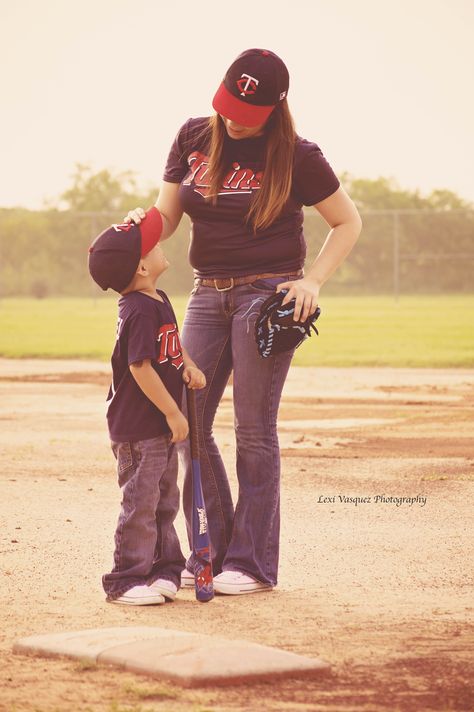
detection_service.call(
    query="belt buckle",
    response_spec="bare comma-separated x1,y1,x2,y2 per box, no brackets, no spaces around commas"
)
214,278,234,292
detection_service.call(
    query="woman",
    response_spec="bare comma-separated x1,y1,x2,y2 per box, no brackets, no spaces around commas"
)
126,48,362,595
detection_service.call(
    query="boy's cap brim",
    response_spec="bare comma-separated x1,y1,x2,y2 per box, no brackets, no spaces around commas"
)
139,206,163,256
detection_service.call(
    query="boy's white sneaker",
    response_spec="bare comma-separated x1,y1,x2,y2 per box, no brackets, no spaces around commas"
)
213,570,273,595
110,584,165,606
149,578,178,601
180,568,195,588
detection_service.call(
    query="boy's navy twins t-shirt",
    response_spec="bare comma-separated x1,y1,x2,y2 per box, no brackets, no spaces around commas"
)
106,289,184,443
163,116,341,278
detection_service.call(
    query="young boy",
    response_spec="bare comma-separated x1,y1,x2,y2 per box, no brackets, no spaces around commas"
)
88,207,206,605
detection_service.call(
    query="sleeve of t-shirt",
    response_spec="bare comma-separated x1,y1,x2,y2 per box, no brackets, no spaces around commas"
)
162,118,193,184
292,142,341,206
126,314,159,366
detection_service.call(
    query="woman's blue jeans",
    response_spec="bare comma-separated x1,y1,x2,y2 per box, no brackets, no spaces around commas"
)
177,276,295,586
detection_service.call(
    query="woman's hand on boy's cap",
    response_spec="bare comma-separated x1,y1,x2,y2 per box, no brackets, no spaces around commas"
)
123,206,146,225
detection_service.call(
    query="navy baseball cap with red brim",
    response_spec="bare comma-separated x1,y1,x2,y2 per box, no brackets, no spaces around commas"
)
212,48,289,128
88,207,163,293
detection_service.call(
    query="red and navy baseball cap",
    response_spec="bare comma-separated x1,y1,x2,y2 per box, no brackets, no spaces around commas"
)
212,48,290,128
88,207,163,293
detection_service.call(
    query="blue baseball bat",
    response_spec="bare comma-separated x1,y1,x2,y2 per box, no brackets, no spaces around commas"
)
186,387,214,602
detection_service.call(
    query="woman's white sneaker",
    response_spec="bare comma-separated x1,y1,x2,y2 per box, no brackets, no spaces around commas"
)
110,584,165,606
149,578,178,601
180,568,195,588
213,570,273,595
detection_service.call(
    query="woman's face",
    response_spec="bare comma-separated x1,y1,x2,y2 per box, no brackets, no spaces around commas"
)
220,114,267,139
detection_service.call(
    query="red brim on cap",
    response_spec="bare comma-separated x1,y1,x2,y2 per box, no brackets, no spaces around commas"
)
140,207,163,257
212,82,274,127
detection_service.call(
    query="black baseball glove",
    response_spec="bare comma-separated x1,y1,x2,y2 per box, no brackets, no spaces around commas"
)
255,289,321,358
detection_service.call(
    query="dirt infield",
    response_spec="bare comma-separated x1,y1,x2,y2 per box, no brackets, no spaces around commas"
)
1,359,473,711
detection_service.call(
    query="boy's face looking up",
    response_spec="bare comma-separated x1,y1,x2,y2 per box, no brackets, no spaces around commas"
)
142,243,169,280
122,243,169,295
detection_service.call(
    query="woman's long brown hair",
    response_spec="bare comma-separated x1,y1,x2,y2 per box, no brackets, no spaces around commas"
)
198,100,296,233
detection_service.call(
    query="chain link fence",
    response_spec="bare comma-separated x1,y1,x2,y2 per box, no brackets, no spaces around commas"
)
304,208,474,298
1,208,473,297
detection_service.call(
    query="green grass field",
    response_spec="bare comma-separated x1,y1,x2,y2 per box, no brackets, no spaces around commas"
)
0,295,473,367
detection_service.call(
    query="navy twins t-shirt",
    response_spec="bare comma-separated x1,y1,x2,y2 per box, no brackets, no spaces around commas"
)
106,289,184,443
162,116,340,278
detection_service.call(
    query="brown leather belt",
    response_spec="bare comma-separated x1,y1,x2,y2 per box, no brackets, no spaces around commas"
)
195,270,304,292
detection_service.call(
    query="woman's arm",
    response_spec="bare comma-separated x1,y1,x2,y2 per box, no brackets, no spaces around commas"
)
155,181,184,241
123,181,183,241
277,185,362,321
307,185,362,286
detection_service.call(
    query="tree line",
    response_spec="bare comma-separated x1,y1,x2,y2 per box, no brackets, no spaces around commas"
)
1,164,473,297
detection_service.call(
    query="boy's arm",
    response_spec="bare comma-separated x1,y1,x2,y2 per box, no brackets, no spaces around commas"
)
181,346,206,389
182,345,197,369
129,359,188,442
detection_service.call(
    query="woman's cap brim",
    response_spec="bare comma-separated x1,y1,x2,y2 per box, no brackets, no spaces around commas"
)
212,82,274,127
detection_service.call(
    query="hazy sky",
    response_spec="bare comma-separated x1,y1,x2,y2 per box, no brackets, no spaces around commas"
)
1,0,473,209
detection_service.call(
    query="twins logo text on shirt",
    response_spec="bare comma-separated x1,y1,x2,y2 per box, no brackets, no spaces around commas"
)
157,324,184,370
183,150,263,198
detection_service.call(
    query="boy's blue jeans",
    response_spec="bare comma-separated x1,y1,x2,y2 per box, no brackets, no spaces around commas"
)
103,435,185,600
177,277,296,587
